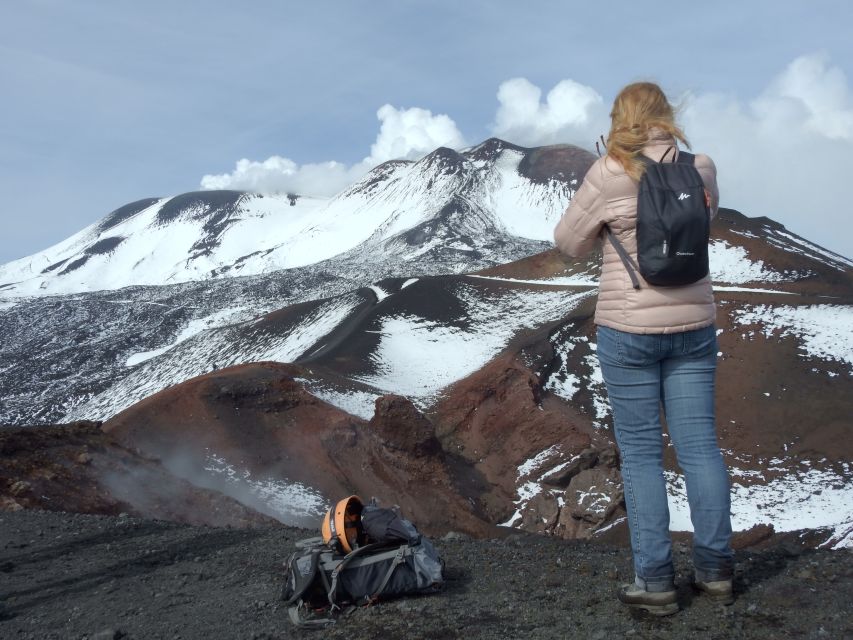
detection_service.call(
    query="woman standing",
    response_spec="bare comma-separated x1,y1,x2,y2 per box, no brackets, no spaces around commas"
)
553,82,733,616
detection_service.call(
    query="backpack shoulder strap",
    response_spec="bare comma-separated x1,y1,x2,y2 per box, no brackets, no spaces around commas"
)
367,545,409,604
675,150,696,165
605,227,641,290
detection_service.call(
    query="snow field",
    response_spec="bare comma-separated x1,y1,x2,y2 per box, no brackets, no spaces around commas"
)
67,293,364,421
482,149,575,241
0,194,330,297
293,378,378,421
353,284,593,403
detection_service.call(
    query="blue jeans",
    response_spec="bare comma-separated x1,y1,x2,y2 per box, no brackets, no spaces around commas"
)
597,324,733,590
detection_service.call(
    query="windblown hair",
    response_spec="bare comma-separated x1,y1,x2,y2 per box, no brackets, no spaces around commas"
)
606,82,689,181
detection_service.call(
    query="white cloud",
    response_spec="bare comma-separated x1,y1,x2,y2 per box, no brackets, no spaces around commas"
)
681,53,853,258
757,53,853,140
491,77,608,147
200,156,366,197
367,104,465,163
200,104,464,197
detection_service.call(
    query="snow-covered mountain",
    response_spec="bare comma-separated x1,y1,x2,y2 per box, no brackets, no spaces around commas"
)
0,140,592,298
1,137,851,548
0,139,593,424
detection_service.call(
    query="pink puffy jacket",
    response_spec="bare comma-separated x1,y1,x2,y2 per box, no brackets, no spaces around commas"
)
553,130,720,334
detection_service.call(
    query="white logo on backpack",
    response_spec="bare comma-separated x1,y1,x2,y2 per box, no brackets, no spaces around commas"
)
678,193,691,200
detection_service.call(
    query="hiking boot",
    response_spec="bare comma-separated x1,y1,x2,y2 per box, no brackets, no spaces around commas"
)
617,583,679,616
693,578,734,605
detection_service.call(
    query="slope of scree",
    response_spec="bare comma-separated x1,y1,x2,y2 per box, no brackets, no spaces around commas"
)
0,510,850,640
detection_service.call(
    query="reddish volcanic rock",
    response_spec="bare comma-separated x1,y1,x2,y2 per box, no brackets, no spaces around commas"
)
103,363,497,537
104,361,359,502
517,143,596,185
369,394,441,455
431,352,593,523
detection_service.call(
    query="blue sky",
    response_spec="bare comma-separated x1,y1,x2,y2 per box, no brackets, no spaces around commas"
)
2,0,853,263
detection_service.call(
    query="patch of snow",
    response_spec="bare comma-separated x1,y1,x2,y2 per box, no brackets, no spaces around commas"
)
585,350,610,426
709,241,785,284
294,378,378,420
517,445,561,479
368,285,390,302
544,335,584,401
204,452,327,527
550,372,582,401
729,230,759,239
594,516,627,535
125,346,173,368
401,278,419,289
500,480,544,527
733,304,853,370
767,229,853,271
713,286,796,295
540,454,582,479
730,468,765,480
574,487,612,515
666,466,853,549
124,307,252,367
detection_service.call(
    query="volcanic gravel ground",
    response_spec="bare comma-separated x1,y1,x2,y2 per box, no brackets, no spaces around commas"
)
1,510,851,640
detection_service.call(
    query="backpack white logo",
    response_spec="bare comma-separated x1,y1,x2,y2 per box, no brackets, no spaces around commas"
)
676,251,695,256
678,192,691,200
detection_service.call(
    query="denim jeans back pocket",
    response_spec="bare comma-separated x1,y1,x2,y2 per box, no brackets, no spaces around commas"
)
598,326,659,367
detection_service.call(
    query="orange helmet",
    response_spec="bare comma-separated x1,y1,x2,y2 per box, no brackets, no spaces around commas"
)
321,495,365,553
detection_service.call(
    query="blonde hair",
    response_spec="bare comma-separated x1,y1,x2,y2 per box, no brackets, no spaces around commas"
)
606,82,689,181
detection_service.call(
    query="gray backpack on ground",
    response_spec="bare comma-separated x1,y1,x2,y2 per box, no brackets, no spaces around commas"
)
281,505,444,628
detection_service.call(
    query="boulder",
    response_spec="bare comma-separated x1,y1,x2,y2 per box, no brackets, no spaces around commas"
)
368,395,441,456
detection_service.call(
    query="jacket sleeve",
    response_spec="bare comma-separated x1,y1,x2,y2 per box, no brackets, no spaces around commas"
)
553,159,605,257
694,153,720,219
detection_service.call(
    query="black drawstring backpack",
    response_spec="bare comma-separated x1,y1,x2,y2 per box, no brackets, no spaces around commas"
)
606,146,711,289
